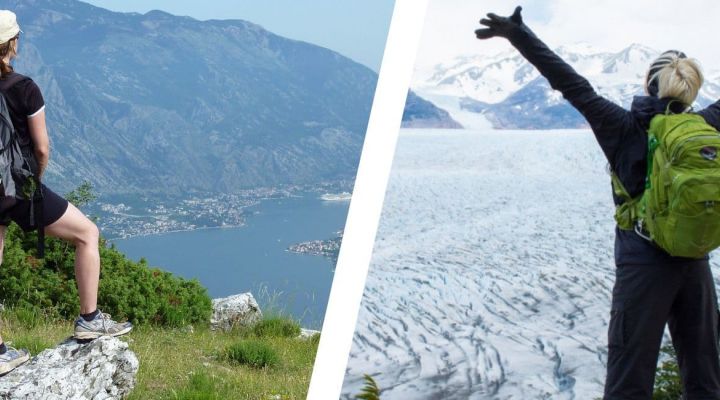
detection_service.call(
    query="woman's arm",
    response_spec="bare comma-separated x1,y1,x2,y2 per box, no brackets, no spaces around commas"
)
27,109,49,180
476,7,633,164
697,101,720,130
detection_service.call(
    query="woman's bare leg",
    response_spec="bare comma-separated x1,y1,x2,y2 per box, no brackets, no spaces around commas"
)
44,203,99,314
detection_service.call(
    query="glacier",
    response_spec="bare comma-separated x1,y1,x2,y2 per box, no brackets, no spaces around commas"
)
342,129,720,399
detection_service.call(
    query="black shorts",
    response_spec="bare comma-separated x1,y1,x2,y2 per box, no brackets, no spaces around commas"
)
0,184,69,231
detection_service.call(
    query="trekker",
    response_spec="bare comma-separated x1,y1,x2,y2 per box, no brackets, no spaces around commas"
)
476,7,720,400
0,10,131,374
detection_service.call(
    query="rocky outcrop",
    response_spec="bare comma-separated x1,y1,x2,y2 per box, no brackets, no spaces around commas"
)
211,292,263,331
402,90,463,129
299,328,320,340
0,336,138,400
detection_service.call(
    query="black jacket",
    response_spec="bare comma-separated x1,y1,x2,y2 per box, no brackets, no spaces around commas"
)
506,26,720,265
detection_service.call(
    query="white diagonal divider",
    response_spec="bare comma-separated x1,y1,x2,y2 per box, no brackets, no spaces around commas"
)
306,0,430,398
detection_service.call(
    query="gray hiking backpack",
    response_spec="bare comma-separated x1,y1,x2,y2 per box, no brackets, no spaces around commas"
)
0,74,44,257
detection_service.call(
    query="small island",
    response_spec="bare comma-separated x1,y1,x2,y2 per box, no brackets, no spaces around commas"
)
287,232,343,262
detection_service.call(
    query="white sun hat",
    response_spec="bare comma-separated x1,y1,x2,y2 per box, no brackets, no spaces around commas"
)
0,10,20,44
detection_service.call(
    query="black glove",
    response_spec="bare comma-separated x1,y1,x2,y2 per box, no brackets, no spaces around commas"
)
475,6,523,40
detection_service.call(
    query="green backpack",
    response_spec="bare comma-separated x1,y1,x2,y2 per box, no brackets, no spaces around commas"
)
612,109,720,258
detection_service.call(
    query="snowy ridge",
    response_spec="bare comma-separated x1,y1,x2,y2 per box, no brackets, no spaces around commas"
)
342,130,720,399
418,49,538,103
413,44,720,129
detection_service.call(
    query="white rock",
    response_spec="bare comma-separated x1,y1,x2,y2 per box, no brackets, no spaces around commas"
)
0,336,138,399
211,292,263,331
299,328,320,340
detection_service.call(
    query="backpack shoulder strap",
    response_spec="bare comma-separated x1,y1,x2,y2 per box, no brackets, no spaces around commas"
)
611,172,644,230
611,172,633,202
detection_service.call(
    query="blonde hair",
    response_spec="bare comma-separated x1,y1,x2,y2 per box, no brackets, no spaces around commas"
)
649,56,704,106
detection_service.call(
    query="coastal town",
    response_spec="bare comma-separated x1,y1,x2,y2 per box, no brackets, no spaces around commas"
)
93,186,294,238
91,183,352,242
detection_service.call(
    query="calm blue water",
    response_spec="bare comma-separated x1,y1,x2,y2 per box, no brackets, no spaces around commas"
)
112,192,349,329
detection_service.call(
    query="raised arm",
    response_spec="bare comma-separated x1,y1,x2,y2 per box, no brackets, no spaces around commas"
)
475,7,634,164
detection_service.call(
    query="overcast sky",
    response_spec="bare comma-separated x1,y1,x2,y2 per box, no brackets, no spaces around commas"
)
83,0,394,72
416,0,720,73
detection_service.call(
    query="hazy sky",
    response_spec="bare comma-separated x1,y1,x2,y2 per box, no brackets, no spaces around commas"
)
82,0,395,72
416,0,720,73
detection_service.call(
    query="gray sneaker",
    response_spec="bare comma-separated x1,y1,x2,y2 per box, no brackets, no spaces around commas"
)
74,311,133,340
0,347,30,375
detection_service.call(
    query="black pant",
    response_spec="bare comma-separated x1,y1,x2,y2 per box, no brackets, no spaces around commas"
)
604,260,720,399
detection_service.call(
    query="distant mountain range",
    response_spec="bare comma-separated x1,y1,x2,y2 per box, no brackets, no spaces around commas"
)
410,43,720,129
7,0,378,195
401,90,461,129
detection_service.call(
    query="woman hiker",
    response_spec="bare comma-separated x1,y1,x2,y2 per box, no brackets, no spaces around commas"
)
476,7,720,400
0,10,131,374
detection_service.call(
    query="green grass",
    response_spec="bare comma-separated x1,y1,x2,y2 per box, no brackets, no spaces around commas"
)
356,374,382,400
11,305,45,329
252,317,302,338
226,340,279,368
0,307,68,354
0,308,319,399
167,370,232,400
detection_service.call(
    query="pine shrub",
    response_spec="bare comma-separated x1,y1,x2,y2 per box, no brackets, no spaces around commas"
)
653,345,682,400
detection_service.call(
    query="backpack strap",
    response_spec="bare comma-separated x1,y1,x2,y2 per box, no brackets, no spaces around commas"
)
645,134,659,189
611,112,666,231
611,172,642,230
0,74,25,132
34,185,44,258
0,74,45,258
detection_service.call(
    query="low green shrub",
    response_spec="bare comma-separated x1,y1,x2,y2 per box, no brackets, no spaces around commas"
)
226,340,279,368
0,185,212,327
96,245,212,327
252,317,301,338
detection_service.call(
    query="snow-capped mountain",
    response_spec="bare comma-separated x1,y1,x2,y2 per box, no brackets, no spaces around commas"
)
412,44,720,129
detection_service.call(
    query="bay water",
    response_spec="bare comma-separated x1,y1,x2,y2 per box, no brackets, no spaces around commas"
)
113,192,349,329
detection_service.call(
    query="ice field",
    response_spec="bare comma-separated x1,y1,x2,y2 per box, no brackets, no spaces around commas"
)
342,129,720,399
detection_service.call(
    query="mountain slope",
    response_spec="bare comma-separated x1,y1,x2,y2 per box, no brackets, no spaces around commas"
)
401,90,462,129
413,44,720,129
8,0,377,194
